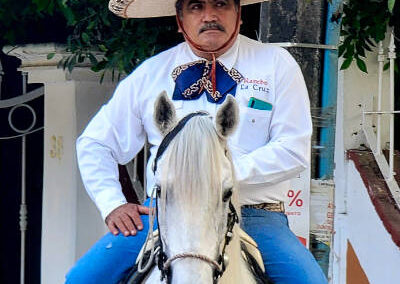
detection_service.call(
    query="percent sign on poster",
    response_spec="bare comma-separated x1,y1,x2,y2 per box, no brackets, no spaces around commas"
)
288,190,303,207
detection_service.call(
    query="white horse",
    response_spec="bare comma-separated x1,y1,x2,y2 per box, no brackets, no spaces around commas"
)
139,92,258,284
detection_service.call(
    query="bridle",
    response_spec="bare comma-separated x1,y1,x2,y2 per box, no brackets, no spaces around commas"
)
152,112,240,283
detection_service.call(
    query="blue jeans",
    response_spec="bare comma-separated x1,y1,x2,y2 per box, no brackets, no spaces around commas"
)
66,202,327,283
241,207,327,283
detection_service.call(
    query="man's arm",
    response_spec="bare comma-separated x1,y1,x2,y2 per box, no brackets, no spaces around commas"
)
232,52,312,186
77,76,149,236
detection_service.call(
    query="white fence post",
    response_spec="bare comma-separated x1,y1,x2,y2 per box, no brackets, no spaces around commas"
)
388,31,396,181
362,30,400,207
377,41,385,155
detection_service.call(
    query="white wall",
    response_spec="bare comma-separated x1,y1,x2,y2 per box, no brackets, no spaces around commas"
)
8,44,117,284
74,80,114,259
36,68,114,284
347,161,400,283
333,31,397,283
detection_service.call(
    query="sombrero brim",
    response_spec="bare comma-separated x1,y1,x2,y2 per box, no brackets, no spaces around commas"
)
109,0,267,19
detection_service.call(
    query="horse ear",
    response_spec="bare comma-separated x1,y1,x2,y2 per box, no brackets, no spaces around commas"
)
154,91,177,135
215,95,239,137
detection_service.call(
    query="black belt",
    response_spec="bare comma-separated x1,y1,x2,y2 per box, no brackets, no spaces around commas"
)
242,202,285,213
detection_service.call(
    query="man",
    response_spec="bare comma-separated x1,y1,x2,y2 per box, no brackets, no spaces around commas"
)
66,0,327,283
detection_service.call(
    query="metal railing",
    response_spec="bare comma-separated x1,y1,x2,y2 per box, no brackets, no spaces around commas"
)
362,31,400,208
0,67,44,284
0,59,4,99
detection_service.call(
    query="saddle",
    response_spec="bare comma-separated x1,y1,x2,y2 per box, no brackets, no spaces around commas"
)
120,229,271,284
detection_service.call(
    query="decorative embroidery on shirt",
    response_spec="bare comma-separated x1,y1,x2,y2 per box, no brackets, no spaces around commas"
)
202,77,222,101
171,60,243,104
171,60,205,81
182,79,202,98
228,68,243,83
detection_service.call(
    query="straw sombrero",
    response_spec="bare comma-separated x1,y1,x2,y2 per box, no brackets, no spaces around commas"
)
109,0,267,18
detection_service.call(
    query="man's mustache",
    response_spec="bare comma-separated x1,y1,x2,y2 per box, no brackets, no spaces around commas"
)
199,22,225,34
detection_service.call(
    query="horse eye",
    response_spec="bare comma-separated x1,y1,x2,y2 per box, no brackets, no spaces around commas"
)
222,188,233,202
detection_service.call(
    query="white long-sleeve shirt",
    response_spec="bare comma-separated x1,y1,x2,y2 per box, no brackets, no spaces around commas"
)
77,35,312,220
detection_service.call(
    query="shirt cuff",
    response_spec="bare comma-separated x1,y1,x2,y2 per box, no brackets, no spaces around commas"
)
100,199,128,221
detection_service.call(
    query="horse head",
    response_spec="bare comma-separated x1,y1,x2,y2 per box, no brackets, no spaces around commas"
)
152,91,243,283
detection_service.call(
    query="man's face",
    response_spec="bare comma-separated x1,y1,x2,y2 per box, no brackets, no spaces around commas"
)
179,0,239,52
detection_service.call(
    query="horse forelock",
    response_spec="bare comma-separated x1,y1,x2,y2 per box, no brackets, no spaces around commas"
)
159,115,232,214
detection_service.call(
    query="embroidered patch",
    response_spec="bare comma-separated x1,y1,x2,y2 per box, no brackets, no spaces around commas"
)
239,77,271,95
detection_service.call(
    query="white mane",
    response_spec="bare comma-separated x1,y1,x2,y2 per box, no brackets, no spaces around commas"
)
159,115,229,216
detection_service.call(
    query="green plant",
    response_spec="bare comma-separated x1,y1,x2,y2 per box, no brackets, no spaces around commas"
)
43,0,180,81
0,0,180,81
339,0,399,73
0,0,66,45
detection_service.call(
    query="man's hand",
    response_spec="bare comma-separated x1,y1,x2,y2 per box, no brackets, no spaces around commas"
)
105,203,150,236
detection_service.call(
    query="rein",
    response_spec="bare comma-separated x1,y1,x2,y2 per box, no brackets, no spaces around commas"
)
163,253,222,273
151,111,239,283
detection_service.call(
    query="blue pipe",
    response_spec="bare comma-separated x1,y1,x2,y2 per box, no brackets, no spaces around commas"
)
318,0,342,178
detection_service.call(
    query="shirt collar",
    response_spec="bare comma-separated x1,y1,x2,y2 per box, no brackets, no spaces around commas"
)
174,35,241,70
